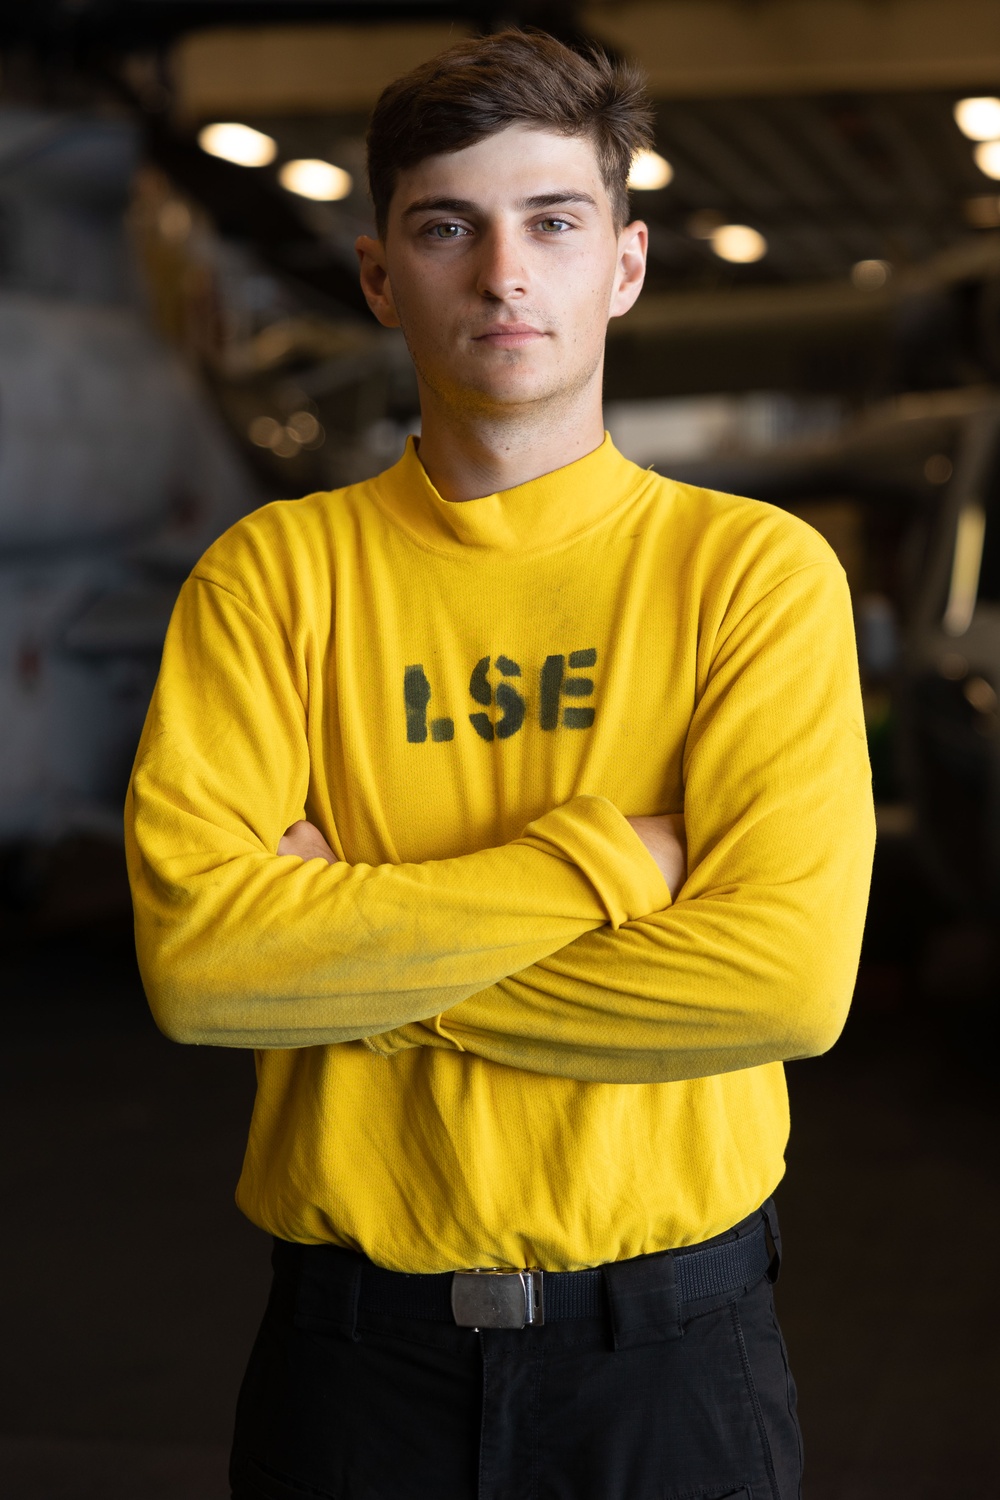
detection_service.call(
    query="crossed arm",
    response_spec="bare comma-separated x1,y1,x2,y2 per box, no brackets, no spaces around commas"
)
278,812,687,903
270,813,689,1083
127,552,875,1084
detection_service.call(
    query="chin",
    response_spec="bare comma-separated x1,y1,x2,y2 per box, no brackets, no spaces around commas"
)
463,372,576,410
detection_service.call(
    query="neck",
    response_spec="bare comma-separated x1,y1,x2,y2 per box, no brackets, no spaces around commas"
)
413,375,606,502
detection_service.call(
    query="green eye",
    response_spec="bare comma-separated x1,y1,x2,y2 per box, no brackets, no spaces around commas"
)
430,223,466,238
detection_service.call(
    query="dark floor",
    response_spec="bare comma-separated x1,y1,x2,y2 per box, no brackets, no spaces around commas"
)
1,835,997,1498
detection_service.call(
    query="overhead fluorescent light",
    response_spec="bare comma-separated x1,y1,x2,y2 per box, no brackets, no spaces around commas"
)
279,159,353,202
974,140,1000,180
627,149,673,191
954,97,1000,142
711,224,767,264
851,259,892,290
197,122,277,167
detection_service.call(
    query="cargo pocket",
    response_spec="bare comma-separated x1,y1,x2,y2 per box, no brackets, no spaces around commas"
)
731,1279,803,1500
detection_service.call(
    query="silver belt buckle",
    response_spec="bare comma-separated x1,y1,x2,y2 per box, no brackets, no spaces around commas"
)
451,1269,545,1329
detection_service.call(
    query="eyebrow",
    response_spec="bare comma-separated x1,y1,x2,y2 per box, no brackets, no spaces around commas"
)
401,190,600,219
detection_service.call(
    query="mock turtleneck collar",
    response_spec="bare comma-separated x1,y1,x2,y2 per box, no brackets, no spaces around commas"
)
369,434,650,556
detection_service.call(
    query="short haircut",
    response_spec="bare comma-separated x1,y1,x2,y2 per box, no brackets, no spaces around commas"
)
366,28,655,237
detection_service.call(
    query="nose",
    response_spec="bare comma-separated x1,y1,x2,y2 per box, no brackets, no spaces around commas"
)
474,223,528,301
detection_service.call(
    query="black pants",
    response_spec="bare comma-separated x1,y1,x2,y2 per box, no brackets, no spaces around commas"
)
230,1203,802,1500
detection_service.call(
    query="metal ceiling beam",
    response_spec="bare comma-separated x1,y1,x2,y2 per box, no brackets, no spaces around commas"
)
165,0,1000,123
170,20,478,118
8,2,1000,102
584,0,1000,98
166,5,587,120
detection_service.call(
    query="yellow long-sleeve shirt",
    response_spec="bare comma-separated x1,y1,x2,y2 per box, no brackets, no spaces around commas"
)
126,434,875,1272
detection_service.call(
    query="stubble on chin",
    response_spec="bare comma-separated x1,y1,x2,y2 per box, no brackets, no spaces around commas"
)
404,327,604,428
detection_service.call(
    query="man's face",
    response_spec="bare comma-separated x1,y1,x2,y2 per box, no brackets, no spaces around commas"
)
357,125,647,417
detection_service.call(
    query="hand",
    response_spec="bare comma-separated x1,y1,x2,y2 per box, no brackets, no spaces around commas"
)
278,820,339,865
625,813,686,900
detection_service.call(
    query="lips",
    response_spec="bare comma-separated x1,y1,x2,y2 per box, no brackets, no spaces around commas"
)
473,323,546,346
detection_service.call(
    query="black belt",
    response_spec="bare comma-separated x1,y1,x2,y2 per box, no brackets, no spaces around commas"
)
356,1212,773,1331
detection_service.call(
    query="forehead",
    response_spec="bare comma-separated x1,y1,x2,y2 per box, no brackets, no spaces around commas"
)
390,124,609,216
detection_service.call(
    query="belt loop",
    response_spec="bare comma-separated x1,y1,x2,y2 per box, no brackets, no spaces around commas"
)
760,1198,782,1283
602,1249,683,1350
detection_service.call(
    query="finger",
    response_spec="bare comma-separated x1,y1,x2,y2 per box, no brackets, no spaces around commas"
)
278,825,337,863
278,823,319,856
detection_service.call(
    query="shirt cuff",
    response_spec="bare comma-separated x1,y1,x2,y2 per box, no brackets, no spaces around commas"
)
521,794,672,929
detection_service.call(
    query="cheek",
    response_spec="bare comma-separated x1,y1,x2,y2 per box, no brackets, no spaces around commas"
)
390,284,443,347
566,276,616,338
387,259,440,316
560,256,617,312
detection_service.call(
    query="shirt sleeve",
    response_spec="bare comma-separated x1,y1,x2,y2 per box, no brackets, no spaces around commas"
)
126,573,670,1049
365,560,876,1082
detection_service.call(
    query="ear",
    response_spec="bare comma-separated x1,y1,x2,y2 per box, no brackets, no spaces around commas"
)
355,234,401,329
608,220,648,321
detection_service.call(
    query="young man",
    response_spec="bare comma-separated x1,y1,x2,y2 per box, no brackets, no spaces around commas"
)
126,30,874,1500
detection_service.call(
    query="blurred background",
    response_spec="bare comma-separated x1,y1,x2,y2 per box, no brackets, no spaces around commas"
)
1,2,998,1496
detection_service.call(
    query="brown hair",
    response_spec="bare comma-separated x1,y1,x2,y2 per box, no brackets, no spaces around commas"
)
366,28,654,237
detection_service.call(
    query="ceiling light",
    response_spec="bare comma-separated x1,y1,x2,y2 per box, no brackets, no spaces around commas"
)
248,416,284,448
954,96,1000,142
198,122,277,168
279,158,353,202
851,258,891,290
287,410,322,444
628,149,673,191
974,140,1000,181
710,224,767,264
